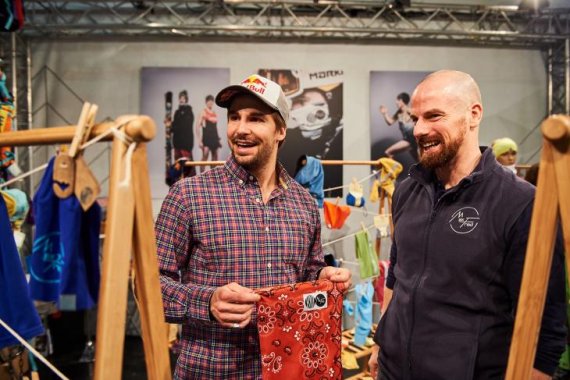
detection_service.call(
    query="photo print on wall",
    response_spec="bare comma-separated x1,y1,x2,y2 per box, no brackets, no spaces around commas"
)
370,71,429,178
258,69,344,197
140,67,230,199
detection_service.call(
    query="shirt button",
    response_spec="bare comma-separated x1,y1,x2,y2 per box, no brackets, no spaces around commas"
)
239,180,244,185
265,226,269,232
249,175,254,181
255,198,261,203
267,263,272,269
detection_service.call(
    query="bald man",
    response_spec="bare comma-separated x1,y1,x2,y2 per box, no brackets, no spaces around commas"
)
368,70,566,380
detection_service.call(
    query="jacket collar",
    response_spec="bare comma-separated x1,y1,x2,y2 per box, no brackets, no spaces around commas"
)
409,147,497,188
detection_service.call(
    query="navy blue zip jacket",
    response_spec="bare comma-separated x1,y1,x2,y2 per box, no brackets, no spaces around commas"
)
374,147,566,380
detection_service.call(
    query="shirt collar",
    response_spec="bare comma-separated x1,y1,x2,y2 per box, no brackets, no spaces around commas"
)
224,155,292,190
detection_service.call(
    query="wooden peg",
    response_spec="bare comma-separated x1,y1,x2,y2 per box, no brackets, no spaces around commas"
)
53,102,91,198
74,156,100,211
74,104,101,211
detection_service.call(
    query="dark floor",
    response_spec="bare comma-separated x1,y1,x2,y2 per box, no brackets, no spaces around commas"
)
35,311,176,380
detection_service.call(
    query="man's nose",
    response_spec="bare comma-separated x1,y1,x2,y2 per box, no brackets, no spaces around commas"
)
413,120,426,138
235,117,251,134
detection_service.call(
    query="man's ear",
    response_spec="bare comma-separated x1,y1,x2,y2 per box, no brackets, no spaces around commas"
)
277,125,286,144
470,103,483,130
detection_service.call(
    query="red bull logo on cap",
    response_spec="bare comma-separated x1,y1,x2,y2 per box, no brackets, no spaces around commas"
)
241,75,267,95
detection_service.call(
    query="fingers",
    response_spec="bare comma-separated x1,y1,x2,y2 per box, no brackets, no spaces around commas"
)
369,345,379,379
210,282,260,329
319,267,353,291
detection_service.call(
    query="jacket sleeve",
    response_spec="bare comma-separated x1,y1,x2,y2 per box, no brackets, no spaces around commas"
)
504,202,567,375
386,181,403,290
155,181,216,324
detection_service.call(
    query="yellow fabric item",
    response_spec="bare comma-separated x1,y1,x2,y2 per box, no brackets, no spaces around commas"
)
492,137,518,157
1,190,16,217
377,157,403,198
341,350,360,370
369,180,380,202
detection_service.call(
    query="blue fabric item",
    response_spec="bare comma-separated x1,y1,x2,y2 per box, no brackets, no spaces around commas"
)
29,157,101,310
343,299,354,316
294,156,324,208
0,194,44,349
354,281,374,347
346,192,365,207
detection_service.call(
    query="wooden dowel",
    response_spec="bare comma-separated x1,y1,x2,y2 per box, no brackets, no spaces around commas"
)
94,137,136,380
505,140,560,380
0,116,156,147
131,143,172,380
541,114,570,143
184,158,383,167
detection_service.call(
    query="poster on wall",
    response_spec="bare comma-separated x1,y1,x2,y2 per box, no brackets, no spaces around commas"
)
141,67,230,200
258,69,344,196
370,71,429,177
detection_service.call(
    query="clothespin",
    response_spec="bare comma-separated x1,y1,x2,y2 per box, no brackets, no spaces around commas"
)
360,221,368,233
74,104,101,211
53,102,91,199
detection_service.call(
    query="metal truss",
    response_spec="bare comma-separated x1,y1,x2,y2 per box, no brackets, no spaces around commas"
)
21,1,570,48
548,39,570,115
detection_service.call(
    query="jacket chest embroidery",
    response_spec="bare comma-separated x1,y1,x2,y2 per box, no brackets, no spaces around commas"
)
449,207,480,234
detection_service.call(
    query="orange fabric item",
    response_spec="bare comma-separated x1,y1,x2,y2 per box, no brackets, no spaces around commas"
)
256,279,345,380
323,200,351,229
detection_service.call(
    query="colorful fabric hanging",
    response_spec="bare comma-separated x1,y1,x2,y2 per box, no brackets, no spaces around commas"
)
355,229,379,280
346,178,365,207
294,155,324,208
256,279,345,380
0,194,43,349
353,282,374,347
29,157,101,310
323,200,350,229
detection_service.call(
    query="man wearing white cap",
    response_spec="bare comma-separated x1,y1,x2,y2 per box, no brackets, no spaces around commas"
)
155,74,351,379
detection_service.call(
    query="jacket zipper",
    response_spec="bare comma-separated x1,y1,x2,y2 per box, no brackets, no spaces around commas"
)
405,190,443,378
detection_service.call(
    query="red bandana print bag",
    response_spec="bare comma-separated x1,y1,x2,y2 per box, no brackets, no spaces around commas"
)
256,279,345,379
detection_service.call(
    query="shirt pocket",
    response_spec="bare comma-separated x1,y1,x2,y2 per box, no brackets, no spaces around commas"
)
278,217,313,267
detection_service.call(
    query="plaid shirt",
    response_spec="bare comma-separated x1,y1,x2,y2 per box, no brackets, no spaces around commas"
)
155,156,325,380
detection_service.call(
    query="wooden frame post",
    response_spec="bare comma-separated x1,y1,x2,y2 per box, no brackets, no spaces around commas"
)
0,116,171,380
506,115,570,379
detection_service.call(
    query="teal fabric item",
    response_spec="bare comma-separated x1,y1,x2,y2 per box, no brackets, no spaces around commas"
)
355,230,379,280
343,299,354,316
354,282,374,347
4,188,28,222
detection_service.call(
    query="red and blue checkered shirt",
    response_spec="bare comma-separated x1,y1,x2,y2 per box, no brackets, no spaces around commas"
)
155,156,326,379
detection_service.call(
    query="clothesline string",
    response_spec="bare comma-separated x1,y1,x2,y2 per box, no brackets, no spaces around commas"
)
323,170,378,193
0,119,135,190
322,222,376,247
0,317,70,380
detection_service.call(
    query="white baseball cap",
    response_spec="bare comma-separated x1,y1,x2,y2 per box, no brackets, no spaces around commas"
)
215,74,290,123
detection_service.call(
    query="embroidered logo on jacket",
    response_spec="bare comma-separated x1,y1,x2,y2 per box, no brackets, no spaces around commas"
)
449,207,480,234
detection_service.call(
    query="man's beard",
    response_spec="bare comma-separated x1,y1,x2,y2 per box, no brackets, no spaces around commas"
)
418,128,466,170
230,138,273,172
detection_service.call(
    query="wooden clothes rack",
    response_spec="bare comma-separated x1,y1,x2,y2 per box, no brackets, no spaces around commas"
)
0,117,171,380
506,114,570,379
